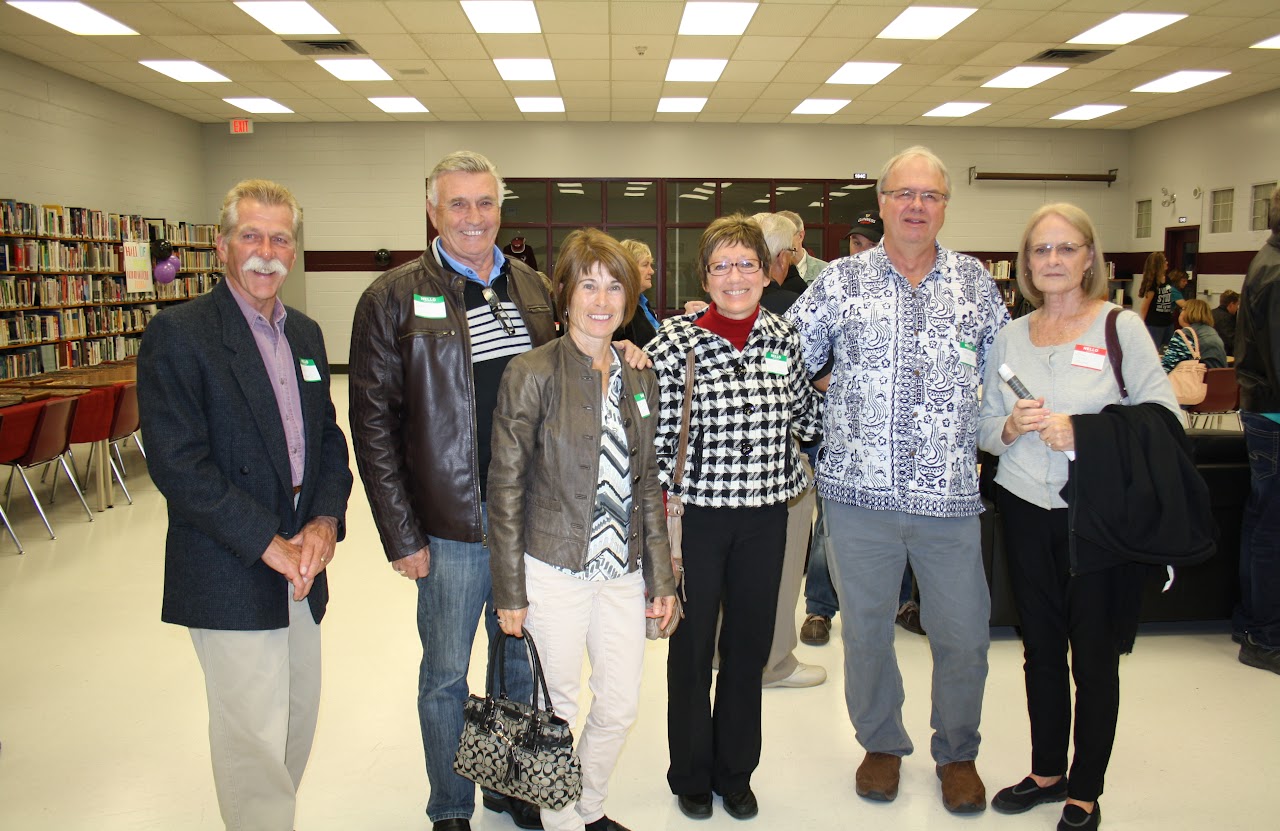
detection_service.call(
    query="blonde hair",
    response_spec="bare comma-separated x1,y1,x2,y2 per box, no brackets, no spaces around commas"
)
1181,298,1213,326
1015,203,1108,308
618,239,652,266
219,179,301,237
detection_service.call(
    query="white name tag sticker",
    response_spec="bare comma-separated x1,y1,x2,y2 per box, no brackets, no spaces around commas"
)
413,294,446,319
299,358,322,382
764,350,789,375
958,340,978,368
1072,344,1107,371
634,392,651,418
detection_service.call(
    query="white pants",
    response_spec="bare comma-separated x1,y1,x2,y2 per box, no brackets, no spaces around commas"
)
763,473,817,683
523,555,647,831
189,589,321,831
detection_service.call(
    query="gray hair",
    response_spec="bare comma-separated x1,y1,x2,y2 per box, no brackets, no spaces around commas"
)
219,179,301,237
878,145,952,196
752,212,797,260
777,209,803,234
427,150,505,207
1015,202,1109,308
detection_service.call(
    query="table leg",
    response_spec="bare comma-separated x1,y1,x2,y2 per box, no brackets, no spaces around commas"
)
94,439,112,511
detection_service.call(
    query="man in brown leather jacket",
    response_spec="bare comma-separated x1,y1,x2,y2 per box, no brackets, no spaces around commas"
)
349,151,558,831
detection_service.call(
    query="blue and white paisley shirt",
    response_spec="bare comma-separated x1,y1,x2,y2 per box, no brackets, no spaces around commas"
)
787,243,1010,518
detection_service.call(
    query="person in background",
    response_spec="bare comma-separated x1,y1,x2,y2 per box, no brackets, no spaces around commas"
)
489,228,676,831
1169,269,1191,315
1233,181,1280,676
612,239,660,345
1212,289,1239,356
754,212,802,315
846,210,883,255
349,150,557,831
1138,252,1172,347
788,146,1009,816
138,178,353,831
1161,298,1227,373
978,203,1181,831
650,214,822,822
503,234,539,270
778,209,828,283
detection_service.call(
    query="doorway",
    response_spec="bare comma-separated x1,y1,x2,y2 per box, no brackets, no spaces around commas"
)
1164,225,1200,299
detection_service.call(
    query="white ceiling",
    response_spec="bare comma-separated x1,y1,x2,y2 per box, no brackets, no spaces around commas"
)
3,0,1280,130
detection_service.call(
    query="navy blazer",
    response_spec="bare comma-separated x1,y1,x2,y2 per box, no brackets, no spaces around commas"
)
138,280,352,630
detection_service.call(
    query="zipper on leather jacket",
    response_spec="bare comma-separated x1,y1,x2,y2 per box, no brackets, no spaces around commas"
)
398,328,455,340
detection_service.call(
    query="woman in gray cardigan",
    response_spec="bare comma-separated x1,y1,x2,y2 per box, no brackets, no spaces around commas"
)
488,228,676,831
977,204,1181,831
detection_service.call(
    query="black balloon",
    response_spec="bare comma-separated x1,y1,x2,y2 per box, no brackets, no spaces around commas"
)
154,240,174,260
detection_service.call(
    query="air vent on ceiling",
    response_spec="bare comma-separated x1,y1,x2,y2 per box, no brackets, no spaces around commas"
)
399,68,428,76
1026,48,1112,65
283,39,368,57
954,74,987,82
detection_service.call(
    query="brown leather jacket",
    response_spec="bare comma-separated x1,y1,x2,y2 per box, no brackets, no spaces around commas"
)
487,336,675,610
349,248,557,559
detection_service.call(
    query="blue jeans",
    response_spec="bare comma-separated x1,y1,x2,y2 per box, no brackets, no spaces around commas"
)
1235,413,1280,648
824,502,990,764
416,506,533,822
804,496,840,617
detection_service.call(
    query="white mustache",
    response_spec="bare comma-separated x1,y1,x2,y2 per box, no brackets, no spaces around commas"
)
243,255,288,276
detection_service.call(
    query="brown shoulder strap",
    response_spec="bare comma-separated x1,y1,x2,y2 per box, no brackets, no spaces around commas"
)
1104,308,1128,399
672,349,696,490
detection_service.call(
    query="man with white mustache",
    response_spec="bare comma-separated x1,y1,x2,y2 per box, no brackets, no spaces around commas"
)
138,178,353,831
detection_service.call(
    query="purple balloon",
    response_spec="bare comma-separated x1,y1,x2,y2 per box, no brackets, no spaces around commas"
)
166,253,182,271
153,258,178,284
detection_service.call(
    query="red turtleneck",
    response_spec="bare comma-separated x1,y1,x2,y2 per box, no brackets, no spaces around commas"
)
695,302,758,351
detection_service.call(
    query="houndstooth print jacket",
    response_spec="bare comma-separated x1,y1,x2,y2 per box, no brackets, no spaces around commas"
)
647,307,822,508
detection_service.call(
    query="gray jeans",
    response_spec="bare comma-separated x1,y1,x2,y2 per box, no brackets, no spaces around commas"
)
824,502,990,764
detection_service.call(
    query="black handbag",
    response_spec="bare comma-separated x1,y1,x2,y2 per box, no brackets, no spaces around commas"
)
452,631,583,810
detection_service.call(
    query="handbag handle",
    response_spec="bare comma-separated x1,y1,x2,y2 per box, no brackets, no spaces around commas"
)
1175,326,1201,359
671,349,696,493
486,629,557,720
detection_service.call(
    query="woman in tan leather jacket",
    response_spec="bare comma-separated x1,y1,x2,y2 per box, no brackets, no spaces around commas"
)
488,228,677,831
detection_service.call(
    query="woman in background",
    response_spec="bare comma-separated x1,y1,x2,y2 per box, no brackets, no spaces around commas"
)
1138,251,1172,346
1161,297,1227,372
613,239,660,345
978,203,1181,831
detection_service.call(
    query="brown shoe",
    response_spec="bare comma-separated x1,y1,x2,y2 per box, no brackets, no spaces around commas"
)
800,614,831,645
855,752,901,802
895,601,926,636
936,760,987,814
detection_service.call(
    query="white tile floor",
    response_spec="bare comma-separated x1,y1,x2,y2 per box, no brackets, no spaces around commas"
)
0,376,1275,831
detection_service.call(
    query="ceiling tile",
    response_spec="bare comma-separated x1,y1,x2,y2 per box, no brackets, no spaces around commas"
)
478,35,552,58
611,60,667,81
450,80,515,97
547,35,612,60
560,80,612,97
744,3,829,37
671,36,739,60
434,60,502,82
384,1,474,33
609,2,684,35
538,1,611,34
719,61,784,83
612,35,675,60
555,60,611,81
308,1,407,34
732,36,806,61
412,33,486,60
785,38,870,64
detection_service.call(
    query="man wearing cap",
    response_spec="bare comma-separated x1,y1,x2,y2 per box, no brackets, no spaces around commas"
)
787,146,1009,815
502,234,538,270
779,210,828,284
847,209,884,255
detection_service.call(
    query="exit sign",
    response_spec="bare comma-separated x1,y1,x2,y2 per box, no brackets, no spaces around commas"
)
230,118,254,134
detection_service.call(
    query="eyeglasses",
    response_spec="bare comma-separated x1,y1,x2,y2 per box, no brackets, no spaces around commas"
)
481,286,517,336
881,188,949,205
1030,242,1087,259
707,259,762,276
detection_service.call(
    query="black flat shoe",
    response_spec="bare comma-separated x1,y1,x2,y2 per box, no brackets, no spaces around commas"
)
721,789,758,820
584,817,632,831
432,820,471,831
677,792,713,820
482,793,544,829
1058,802,1101,830
992,776,1069,814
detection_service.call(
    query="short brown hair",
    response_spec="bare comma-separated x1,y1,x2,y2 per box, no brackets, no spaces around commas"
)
1015,203,1108,308
1219,289,1240,307
697,214,770,290
1181,297,1214,326
219,179,301,237
552,228,639,328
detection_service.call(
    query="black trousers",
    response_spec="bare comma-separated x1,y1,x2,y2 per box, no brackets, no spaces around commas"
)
667,501,787,795
999,486,1141,802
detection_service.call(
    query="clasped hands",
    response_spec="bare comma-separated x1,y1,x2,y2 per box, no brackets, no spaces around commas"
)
1004,397,1075,453
260,516,339,601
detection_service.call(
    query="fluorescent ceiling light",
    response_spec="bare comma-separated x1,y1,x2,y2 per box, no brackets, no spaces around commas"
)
8,2,136,35
1132,70,1229,93
657,97,707,113
559,189,585,195
775,186,800,192
793,99,850,115
679,193,710,200
557,182,582,187
678,2,757,36
140,61,229,83
317,59,391,81
234,2,337,35
623,193,645,197
666,59,728,83
628,181,652,185
752,198,770,203
983,66,1067,89
1051,104,1125,120
878,6,976,40
826,62,900,85
924,101,989,117
829,191,848,198
369,97,429,113
462,0,540,34
692,187,715,195
1068,13,1185,45
224,97,293,114
1252,34,1280,49
494,58,555,81
515,97,565,112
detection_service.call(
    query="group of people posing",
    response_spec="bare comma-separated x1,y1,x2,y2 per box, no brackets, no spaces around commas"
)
141,144,1204,831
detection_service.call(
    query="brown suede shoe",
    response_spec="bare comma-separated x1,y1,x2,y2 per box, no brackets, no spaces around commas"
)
937,761,987,814
855,752,901,802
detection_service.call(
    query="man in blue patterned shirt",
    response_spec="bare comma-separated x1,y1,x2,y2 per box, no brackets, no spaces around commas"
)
787,146,1010,816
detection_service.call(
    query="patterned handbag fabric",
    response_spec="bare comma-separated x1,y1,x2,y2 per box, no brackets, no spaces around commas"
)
453,631,583,810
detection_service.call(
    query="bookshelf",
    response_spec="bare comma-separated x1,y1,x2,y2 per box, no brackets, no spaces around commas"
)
980,256,1123,310
0,199,220,380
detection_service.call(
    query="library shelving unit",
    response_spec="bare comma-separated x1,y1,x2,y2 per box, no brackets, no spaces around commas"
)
0,200,220,380
981,256,1123,310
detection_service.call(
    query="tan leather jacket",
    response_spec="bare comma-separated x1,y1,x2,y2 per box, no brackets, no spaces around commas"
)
487,336,676,609
349,250,557,559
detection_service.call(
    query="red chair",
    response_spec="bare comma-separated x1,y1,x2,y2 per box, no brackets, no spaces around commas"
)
1187,368,1240,430
3,397,94,540
51,385,116,506
107,382,142,504
0,406,38,554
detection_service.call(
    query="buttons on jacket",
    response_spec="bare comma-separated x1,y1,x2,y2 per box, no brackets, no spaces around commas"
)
740,403,757,416
739,439,753,455
240,465,250,475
